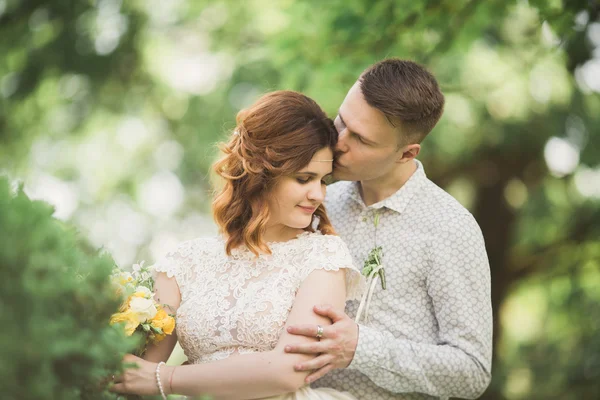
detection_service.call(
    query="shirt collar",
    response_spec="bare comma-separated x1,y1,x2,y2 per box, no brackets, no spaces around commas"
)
348,159,427,214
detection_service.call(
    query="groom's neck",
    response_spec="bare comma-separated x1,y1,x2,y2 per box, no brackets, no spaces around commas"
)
359,160,417,206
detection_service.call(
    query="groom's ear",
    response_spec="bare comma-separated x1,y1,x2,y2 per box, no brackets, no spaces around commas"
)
396,144,420,163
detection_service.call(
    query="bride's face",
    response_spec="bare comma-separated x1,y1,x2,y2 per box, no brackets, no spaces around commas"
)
266,147,333,231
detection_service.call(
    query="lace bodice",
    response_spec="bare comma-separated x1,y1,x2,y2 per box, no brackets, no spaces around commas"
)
153,231,363,364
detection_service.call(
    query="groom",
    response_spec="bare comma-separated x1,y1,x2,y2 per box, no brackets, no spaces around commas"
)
285,59,493,399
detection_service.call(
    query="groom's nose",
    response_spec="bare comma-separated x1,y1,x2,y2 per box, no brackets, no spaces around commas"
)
335,130,349,154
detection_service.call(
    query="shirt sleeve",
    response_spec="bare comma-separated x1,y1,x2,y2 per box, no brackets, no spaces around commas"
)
347,212,493,399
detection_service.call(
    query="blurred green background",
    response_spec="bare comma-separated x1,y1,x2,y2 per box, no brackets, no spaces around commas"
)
1,0,599,399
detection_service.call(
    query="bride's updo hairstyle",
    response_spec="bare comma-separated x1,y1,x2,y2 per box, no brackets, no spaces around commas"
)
212,91,338,256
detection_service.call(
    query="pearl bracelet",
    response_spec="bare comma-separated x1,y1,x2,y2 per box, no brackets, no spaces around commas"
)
155,361,167,400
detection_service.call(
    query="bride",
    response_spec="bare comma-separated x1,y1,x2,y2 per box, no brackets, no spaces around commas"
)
110,91,364,399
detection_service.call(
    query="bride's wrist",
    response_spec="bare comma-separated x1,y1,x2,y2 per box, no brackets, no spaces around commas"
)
161,365,176,395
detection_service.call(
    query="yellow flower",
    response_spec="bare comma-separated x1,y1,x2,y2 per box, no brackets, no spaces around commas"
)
152,333,166,343
110,310,139,336
150,307,176,336
117,295,133,312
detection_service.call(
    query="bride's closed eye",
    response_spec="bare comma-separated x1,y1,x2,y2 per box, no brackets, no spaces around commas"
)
296,175,333,185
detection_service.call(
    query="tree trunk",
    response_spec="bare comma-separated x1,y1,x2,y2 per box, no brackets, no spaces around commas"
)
473,172,516,400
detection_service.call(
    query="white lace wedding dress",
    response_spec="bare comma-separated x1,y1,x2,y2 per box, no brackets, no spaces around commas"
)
153,230,364,400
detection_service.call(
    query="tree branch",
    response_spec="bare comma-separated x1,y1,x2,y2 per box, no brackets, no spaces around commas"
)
508,207,600,281
421,0,484,64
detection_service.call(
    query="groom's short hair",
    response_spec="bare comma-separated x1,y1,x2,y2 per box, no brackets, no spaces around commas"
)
360,59,444,144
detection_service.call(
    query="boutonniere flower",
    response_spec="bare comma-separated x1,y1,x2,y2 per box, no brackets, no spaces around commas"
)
362,245,386,290
355,211,386,324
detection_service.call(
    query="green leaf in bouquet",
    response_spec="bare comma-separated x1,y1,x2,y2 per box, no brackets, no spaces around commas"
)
151,326,164,335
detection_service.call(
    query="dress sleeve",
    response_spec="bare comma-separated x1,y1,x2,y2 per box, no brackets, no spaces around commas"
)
302,234,365,301
152,239,199,299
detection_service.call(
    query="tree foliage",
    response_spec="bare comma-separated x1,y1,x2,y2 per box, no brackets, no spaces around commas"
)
1,1,599,398
0,177,135,398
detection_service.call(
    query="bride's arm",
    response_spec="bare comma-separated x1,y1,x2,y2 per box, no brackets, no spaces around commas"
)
165,268,347,400
142,271,181,363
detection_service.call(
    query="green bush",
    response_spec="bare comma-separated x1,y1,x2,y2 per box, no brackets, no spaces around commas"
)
0,177,135,399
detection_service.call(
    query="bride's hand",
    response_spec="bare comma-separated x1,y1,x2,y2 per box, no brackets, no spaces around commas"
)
109,354,171,396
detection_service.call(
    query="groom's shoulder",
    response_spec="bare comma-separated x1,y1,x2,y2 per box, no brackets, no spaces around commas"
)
420,179,481,232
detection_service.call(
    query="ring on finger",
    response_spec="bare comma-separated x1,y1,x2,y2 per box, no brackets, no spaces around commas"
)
315,324,324,339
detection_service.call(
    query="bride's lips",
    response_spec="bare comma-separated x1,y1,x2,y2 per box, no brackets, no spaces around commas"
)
297,205,317,214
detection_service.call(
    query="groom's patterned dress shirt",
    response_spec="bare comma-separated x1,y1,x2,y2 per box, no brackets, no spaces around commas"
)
313,160,493,400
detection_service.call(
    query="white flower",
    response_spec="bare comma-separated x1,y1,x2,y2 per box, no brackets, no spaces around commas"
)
113,271,135,287
134,286,153,298
129,296,158,322
132,261,146,277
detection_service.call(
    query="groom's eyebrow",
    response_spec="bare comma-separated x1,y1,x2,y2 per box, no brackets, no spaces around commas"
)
337,110,376,145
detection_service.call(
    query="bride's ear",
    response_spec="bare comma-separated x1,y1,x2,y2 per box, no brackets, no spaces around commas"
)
396,144,420,163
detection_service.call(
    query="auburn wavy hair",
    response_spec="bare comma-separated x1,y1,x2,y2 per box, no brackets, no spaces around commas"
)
212,91,338,256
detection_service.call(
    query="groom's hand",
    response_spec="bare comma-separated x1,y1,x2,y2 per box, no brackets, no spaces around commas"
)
284,304,359,383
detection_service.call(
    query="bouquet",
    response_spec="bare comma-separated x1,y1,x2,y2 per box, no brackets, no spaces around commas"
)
109,261,176,355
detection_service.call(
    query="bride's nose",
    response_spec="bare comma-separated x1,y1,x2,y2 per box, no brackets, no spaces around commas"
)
307,182,325,203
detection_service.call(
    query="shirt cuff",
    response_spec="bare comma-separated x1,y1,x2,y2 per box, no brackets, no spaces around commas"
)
347,323,385,371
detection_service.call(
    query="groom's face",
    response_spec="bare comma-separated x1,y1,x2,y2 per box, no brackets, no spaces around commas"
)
333,82,403,182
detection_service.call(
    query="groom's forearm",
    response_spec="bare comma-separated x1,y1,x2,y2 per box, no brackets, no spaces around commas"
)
347,325,491,398
168,349,311,400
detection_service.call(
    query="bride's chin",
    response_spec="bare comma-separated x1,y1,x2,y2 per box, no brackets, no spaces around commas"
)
289,218,312,230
